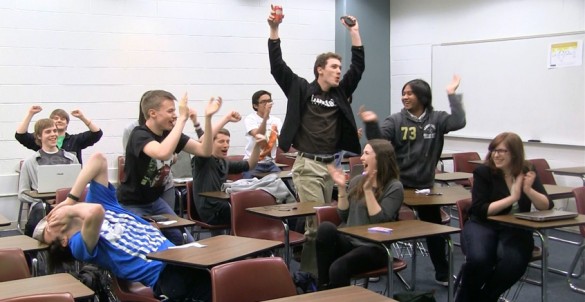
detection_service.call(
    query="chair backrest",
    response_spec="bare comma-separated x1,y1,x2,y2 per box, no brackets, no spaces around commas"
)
572,186,585,237
398,205,417,221
211,257,297,302
230,190,281,238
1,292,75,302
185,180,203,222
348,156,362,171
528,158,556,185
315,206,342,226
0,248,31,282
453,152,481,173
275,147,297,171
55,187,89,204
456,198,473,230
226,155,245,181
117,156,126,185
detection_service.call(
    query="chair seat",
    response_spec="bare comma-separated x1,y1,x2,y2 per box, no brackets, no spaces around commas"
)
241,229,305,246
531,246,543,261
353,258,407,279
112,277,158,302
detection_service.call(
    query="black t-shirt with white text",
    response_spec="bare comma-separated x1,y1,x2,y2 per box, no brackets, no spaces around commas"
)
293,93,340,154
117,125,189,205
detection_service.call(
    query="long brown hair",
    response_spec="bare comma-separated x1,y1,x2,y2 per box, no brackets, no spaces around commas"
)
485,132,530,176
348,139,400,201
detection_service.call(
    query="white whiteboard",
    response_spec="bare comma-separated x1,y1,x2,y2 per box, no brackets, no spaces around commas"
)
431,32,585,146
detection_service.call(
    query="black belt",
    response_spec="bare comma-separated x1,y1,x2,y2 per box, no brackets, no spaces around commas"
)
298,152,335,163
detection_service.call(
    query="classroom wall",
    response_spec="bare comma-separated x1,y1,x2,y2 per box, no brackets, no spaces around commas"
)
389,0,585,191
0,0,337,221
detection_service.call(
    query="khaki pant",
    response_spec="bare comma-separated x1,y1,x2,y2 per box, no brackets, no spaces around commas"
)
292,155,333,275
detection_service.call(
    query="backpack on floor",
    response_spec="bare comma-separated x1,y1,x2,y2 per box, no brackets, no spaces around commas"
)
393,290,436,302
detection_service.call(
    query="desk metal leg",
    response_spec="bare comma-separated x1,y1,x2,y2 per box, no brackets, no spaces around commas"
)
447,236,454,302
535,230,548,302
282,220,290,268
381,244,394,297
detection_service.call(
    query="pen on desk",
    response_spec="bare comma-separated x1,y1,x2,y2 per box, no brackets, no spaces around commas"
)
425,193,443,196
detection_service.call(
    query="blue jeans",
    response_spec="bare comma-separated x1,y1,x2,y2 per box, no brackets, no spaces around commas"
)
123,197,194,245
242,161,281,179
456,219,533,302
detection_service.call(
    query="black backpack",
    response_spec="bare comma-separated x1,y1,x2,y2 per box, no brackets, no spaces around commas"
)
291,271,317,294
71,265,113,302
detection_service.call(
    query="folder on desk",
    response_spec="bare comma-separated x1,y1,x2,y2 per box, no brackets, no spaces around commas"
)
514,210,577,222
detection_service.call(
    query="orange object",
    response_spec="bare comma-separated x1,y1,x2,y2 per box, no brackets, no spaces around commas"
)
273,5,283,21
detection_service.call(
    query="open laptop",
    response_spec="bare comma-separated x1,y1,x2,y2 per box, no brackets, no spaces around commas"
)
36,164,81,193
514,210,578,222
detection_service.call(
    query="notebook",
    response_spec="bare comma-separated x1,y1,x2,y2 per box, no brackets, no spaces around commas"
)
514,210,578,222
36,164,81,193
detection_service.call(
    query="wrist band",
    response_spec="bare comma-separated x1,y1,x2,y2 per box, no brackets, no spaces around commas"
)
67,193,80,202
194,122,201,129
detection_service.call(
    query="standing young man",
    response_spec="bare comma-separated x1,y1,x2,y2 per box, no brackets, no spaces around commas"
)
18,118,79,235
15,106,102,164
117,90,220,245
242,90,282,179
360,75,465,286
267,6,365,274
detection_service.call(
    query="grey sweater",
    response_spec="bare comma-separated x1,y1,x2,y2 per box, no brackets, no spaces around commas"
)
365,94,465,189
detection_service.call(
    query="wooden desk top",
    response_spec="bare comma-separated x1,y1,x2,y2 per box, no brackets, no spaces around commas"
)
434,172,473,182
149,214,197,229
0,213,10,227
0,273,94,300
543,184,575,200
264,285,397,301
199,191,231,200
147,235,282,269
0,235,48,252
404,185,470,207
339,220,460,244
440,153,454,160
546,166,585,176
468,159,485,165
251,170,293,179
246,202,329,220
23,190,56,200
488,214,585,230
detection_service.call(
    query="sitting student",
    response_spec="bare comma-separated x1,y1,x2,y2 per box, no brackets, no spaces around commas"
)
18,118,79,236
34,153,211,301
117,90,220,245
456,132,553,302
316,139,403,289
242,90,282,178
192,112,265,225
15,105,102,164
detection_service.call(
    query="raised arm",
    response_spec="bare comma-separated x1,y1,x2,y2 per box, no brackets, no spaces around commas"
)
183,96,223,157
246,134,267,169
267,4,283,40
340,16,362,47
71,110,101,133
15,106,42,150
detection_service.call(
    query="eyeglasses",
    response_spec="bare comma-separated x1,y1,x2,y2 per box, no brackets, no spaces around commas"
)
258,99,273,104
491,149,509,155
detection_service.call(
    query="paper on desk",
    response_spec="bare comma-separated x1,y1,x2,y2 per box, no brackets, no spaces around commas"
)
168,242,207,249
415,189,431,194
157,220,177,225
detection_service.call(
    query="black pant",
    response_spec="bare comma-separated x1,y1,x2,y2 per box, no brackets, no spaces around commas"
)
417,206,449,280
315,222,387,288
155,264,211,301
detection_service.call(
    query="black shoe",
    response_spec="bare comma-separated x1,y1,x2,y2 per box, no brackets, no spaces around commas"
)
435,275,449,287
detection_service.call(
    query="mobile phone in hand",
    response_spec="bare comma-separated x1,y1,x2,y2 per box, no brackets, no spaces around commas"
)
340,16,355,27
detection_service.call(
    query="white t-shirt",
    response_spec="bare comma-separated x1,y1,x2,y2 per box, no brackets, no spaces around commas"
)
243,113,282,163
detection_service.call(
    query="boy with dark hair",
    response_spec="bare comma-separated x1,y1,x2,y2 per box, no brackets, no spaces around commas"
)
15,106,103,164
243,89,283,178
117,90,221,245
